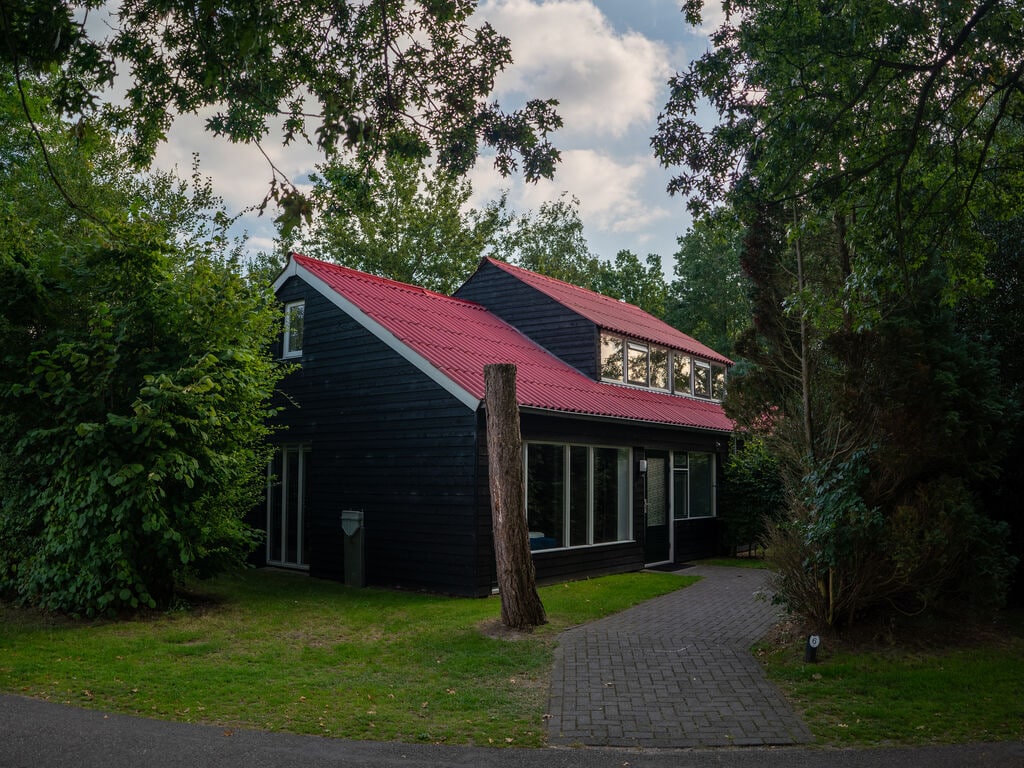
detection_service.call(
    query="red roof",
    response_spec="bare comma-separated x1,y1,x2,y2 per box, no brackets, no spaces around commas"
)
285,254,733,433
481,257,733,366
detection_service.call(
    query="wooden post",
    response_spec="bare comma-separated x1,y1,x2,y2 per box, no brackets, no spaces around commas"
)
484,363,547,630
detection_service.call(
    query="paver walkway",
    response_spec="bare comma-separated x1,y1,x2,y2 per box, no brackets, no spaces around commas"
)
546,564,814,748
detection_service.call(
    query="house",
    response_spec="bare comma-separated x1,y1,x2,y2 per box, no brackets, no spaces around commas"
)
255,253,733,596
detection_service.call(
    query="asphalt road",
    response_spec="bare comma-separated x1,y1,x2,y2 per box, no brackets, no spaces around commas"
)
2,694,1022,768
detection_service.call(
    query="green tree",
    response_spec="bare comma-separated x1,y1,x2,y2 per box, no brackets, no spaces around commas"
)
594,249,667,318
291,155,508,293
1,0,561,230
666,207,750,358
652,0,1024,626
489,192,601,288
654,0,1023,310
0,79,283,616
958,214,1024,605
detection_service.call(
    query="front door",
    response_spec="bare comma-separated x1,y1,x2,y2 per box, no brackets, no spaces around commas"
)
267,445,310,569
644,451,671,564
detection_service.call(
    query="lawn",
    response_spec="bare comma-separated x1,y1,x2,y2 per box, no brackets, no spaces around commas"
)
756,613,1024,747
0,568,695,747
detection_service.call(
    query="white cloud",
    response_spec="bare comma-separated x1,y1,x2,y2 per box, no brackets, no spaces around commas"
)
469,148,674,255
478,0,673,139
152,111,319,219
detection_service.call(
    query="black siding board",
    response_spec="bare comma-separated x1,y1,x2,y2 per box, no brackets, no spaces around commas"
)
266,279,488,596
456,261,600,377
674,518,721,562
533,542,645,585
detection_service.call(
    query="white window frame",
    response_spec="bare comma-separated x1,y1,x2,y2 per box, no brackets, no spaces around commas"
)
672,450,716,520
266,444,311,570
283,300,305,358
524,442,634,551
598,331,725,403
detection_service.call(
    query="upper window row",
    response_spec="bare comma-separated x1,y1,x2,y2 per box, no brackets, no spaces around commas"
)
600,333,726,400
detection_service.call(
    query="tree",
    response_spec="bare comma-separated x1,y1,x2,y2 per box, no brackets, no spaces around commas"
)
0,78,283,615
594,249,667,318
666,207,750,358
1,0,561,229
291,154,508,293
652,0,1024,626
654,0,1024,309
484,364,547,630
728,203,1014,627
489,192,601,288
958,213,1024,606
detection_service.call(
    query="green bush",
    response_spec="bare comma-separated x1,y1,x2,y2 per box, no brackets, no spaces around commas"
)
0,239,281,615
767,457,1017,629
719,435,784,555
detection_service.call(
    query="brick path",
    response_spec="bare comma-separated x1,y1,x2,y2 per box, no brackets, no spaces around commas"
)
546,565,814,748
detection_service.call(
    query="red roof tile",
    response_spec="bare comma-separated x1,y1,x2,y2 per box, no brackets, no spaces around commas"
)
287,254,733,433
481,257,733,366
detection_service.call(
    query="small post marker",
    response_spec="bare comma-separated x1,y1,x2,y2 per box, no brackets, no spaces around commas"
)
804,634,820,663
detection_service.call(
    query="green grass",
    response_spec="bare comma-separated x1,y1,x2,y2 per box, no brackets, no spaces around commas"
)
0,569,695,747
757,616,1024,747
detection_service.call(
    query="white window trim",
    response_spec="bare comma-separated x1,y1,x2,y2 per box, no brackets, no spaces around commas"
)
266,444,311,570
524,442,634,552
283,300,304,358
600,330,725,402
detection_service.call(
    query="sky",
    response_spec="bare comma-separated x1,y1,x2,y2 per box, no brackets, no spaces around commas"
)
152,1,720,275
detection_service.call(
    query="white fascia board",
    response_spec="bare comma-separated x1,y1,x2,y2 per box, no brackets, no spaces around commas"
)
272,258,301,293
288,259,481,413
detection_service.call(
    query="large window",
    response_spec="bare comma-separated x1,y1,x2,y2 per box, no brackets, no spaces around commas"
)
672,451,716,520
283,300,305,358
525,443,632,550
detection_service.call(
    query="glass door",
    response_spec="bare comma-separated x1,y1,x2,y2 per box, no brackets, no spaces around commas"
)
644,451,671,565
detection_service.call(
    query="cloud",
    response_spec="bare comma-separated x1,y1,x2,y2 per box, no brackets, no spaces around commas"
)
478,0,673,139
470,148,673,253
152,111,319,218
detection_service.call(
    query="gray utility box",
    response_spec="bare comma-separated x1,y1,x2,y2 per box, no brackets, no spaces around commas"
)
340,509,365,588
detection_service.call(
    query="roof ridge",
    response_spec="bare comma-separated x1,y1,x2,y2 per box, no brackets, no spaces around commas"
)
483,256,611,299
292,252,487,310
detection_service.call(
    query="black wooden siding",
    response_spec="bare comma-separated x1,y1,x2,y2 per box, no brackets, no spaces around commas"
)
266,276,490,596
455,260,600,378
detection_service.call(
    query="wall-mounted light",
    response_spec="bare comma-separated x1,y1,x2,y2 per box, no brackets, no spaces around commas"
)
638,459,648,473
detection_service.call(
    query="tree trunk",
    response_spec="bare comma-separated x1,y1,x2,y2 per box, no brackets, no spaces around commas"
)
793,202,815,461
484,364,547,630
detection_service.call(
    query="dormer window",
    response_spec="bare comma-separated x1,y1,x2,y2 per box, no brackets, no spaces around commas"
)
600,334,623,381
626,342,649,386
283,300,305,358
693,360,711,397
673,354,691,394
600,332,725,401
650,346,669,391
712,364,727,400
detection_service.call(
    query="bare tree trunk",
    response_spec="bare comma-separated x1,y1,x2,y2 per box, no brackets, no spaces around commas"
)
484,364,547,630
